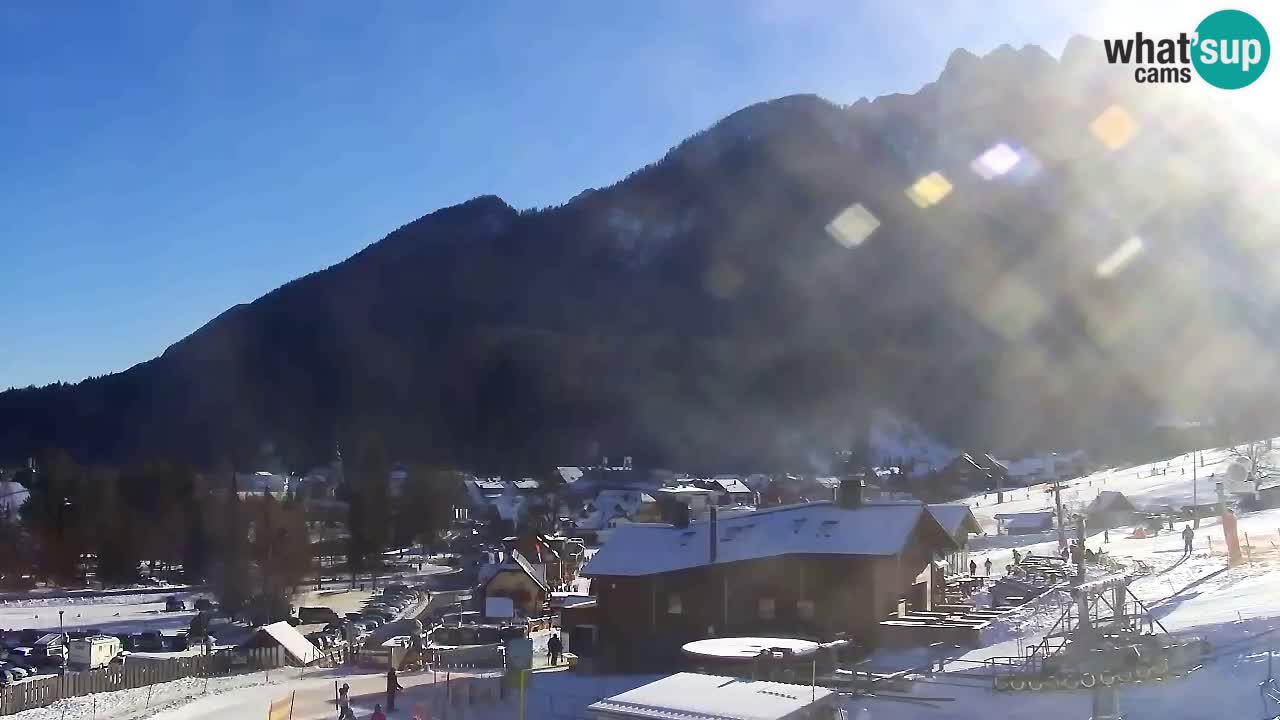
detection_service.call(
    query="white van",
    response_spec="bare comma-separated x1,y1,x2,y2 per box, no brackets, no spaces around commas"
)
69,636,121,671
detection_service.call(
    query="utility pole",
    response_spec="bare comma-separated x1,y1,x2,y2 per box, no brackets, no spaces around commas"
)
1074,516,1090,631
1053,477,1067,553
1193,451,1200,529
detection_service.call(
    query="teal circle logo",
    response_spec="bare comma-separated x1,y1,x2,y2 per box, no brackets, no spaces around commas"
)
1192,9,1270,89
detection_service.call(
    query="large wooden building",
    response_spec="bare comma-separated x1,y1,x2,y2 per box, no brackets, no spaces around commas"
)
580,486,957,671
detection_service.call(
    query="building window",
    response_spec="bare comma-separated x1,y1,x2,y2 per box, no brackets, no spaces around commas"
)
797,600,815,621
668,593,683,615
758,597,775,620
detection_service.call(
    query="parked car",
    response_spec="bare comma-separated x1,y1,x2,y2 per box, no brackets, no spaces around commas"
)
8,647,36,669
193,598,214,612
132,632,165,652
114,634,135,652
298,606,341,625
0,667,13,685
169,633,190,651
2,664,29,680
165,596,186,612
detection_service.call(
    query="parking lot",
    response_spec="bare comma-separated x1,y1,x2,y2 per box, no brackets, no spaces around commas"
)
0,591,229,684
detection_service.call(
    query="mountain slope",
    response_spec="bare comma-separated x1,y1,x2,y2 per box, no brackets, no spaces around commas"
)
4,37,1280,471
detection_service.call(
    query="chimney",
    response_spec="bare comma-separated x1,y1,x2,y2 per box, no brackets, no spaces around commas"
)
708,505,719,564
839,477,865,508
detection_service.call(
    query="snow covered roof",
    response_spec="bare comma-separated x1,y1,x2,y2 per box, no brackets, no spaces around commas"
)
657,486,718,495
557,467,585,484
587,673,836,720
711,478,753,495
682,637,820,660
483,549,550,592
927,503,982,538
253,622,320,665
993,510,1055,520
1087,491,1137,513
582,501,955,577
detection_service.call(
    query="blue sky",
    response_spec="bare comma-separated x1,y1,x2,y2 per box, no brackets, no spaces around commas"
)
1,0,1109,389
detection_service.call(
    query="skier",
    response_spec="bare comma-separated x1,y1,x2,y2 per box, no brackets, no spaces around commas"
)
337,683,356,720
1182,525,1194,556
387,667,404,711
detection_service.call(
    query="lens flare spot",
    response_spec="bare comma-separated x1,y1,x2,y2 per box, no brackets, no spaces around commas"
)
1090,105,1139,150
1096,236,1145,278
971,143,1022,180
825,203,880,248
905,172,954,208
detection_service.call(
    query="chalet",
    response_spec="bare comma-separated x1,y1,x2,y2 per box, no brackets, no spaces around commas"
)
480,549,550,617
581,484,957,671
938,453,1006,494
695,477,756,506
927,503,983,576
1085,491,1138,529
654,486,720,516
572,489,663,543
503,534,587,587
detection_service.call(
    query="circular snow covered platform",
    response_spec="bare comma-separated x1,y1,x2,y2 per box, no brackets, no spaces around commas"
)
681,637,820,661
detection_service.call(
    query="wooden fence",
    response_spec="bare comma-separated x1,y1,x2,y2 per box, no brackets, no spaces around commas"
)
0,647,284,716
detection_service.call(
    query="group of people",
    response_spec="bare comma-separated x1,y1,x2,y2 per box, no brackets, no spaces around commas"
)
963,525,1197,584
334,635,567,718
337,667,405,720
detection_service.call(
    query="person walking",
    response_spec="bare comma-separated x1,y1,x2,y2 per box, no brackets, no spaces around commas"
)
387,667,404,712
1182,525,1194,556
337,683,356,720
1012,549,1021,565
547,633,563,666
983,558,993,577
1104,529,1110,544
968,559,977,577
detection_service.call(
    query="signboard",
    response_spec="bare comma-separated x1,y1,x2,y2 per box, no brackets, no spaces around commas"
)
505,637,533,671
485,596,515,619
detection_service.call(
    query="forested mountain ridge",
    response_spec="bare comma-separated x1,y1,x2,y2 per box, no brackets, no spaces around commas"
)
4,37,1279,472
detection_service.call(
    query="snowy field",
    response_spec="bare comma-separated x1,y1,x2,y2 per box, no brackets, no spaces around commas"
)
0,591,208,636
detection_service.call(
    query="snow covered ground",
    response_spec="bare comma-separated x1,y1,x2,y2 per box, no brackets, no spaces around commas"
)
0,591,208,636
